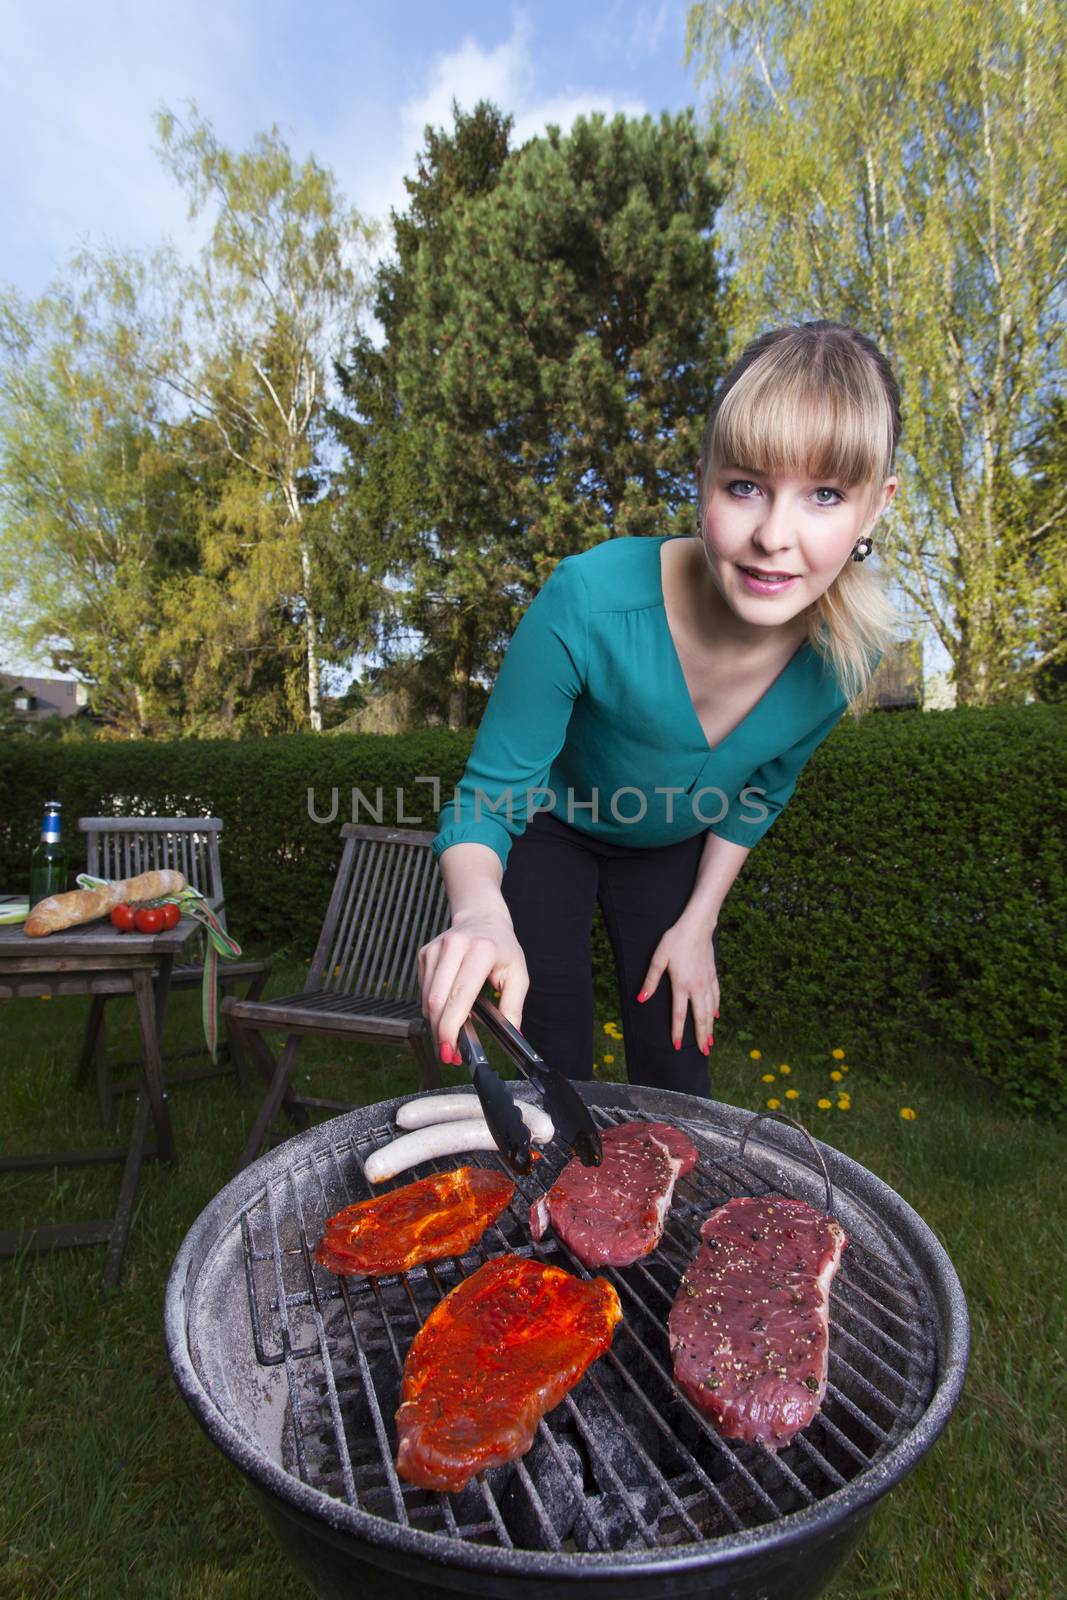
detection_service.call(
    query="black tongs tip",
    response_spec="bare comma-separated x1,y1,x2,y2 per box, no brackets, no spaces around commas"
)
458,1020,533,1176
574,1131,603,1168
472,997,603,1169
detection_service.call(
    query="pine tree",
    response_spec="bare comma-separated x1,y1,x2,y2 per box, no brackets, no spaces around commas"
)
332,106,728,726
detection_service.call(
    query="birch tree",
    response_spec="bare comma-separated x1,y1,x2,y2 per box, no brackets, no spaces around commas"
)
686,0,1067,704
0,285,198,734
90,106,377,730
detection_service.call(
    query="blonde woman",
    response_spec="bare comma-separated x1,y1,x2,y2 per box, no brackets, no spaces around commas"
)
419,321,901,1097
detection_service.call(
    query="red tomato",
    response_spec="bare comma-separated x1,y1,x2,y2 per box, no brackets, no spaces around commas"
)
160,902,181,930
110,903,137,932
133,906,165,934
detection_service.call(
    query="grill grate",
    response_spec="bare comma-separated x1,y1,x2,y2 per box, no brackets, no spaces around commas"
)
235,1104,937,1556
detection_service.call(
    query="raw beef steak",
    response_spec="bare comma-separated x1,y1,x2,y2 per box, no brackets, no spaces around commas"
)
530,1120,699,1269
669,1195,848,1450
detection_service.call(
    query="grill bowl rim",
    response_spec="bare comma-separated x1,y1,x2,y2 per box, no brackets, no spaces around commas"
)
164,1082,970,1581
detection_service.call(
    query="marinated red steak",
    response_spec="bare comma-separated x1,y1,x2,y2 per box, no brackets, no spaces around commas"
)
669,1196,847,1450
316,1167,513,1278
395,1254,622,1492
530,1120,699,1269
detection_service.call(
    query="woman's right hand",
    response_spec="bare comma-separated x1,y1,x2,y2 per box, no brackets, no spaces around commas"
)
418,915,529,1067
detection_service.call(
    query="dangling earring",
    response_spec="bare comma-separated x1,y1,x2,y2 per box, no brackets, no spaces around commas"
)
851,536,873,562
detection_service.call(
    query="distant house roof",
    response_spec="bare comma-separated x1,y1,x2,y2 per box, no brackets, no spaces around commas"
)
1,673,90,721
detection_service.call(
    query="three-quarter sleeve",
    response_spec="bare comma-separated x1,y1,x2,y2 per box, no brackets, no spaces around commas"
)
706,697,849,849
432,557,590,871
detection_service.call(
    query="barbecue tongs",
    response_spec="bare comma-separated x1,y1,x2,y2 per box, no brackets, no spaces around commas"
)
456,996,602,1177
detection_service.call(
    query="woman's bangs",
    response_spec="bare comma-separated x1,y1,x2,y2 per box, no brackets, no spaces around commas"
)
709,366,891,488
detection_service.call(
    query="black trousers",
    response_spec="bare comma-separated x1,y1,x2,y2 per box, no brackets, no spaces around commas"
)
500,809,719,1098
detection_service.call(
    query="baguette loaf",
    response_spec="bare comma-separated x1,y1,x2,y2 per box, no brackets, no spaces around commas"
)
24,869,187,938
120,870,187,905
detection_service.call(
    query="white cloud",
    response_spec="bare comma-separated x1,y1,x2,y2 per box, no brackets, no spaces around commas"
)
400,19,536,151
511,91,646,145
347,14,647,241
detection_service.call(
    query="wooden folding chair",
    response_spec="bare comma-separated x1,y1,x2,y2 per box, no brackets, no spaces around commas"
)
226,824,447,1171
75,817,272,1122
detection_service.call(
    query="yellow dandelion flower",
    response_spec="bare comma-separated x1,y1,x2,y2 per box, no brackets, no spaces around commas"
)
817,1097,832,1110
785,1088,799,1100
603,1053,615,1064
766,1097,782,1110
778,1064,791,1075
831,1048,846,1061
830,1070,843,1082
749,1049,762,1060
840,1064,849,1073
40,994,52,1001
603,1022,619,1036
761,1072,776,1083
836,1100,851,1111
900,1107,917,1121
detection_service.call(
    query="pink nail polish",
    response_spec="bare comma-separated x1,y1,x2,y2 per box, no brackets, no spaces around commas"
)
673,1040,681,1051
636,991,649,1003
439,1042,451,1063
714,1009,720,1019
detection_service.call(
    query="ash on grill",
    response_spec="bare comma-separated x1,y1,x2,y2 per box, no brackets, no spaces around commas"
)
236,1105,937,1556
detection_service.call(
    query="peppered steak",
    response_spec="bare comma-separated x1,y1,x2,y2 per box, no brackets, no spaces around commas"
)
668,1195,848,1450
530,1120,699,1269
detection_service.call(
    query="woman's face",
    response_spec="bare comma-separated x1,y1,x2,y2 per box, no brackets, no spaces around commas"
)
696,458,897,628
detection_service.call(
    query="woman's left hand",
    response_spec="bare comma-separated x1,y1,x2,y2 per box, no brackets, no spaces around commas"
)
636,919,719,1055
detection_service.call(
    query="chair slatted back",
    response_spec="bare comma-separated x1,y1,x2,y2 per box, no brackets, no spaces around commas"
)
80,817,227,965
309,825,448,1002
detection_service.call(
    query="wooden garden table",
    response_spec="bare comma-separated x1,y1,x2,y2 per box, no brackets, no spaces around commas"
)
0,903,199,1287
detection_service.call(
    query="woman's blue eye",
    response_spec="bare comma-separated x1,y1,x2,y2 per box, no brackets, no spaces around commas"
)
726,480,843,506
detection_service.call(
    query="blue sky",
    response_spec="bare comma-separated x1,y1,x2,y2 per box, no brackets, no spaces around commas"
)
1,0,700,300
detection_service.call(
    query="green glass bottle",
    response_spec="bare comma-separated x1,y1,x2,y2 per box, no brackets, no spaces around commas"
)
29,799,68,907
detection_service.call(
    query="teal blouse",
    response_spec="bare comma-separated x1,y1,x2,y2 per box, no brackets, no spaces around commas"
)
432,535,868,871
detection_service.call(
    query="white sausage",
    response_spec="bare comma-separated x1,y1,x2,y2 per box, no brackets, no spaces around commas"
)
365,1120,514,1184
396,1094,554,1144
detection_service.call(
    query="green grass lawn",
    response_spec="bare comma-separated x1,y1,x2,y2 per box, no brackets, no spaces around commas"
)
1,949,1064,1599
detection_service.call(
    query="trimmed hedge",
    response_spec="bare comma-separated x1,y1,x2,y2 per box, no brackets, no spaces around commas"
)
1,705,1063,1113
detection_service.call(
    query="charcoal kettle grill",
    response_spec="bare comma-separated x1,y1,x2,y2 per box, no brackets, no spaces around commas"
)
165,1083,969,1599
